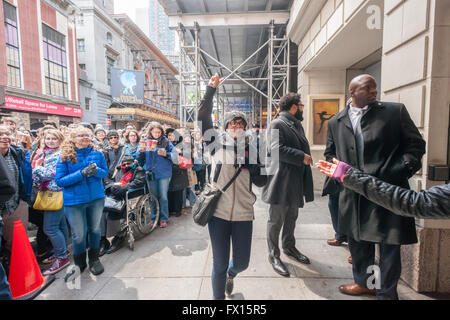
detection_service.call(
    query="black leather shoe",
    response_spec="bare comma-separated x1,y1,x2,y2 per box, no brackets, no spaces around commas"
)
284,248,311,265
99,237,110,257
106,235,126,254
269,256,290,277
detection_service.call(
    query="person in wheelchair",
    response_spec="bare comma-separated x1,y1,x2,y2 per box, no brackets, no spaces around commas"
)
102,155,146,255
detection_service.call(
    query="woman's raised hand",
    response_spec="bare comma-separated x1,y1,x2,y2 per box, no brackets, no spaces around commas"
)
208,73,224,88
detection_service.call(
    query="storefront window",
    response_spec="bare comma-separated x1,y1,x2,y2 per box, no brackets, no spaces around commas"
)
4,1,21,88
42,24,68,98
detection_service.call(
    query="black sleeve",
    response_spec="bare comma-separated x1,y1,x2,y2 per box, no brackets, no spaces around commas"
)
197,86,221,152
197,86,216,136
270,121,305,167
125,168,146,191
398,104,426,178
322,120,341,196
343,168,450,219
324,120,336,162
0,154,16,203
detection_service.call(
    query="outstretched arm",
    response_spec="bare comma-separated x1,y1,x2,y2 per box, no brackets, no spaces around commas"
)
197,74,223,138
316,159,450,219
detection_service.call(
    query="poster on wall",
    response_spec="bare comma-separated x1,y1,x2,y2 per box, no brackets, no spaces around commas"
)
312,99,339,145
111,68,145,105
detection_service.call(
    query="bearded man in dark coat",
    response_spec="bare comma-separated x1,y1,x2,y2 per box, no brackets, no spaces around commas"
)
323,74,426,300
262,93,314,277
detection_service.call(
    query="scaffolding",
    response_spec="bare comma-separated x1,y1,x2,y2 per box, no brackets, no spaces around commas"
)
177,20,290,129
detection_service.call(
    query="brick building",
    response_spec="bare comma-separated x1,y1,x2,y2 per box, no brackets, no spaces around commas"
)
0,0,82,130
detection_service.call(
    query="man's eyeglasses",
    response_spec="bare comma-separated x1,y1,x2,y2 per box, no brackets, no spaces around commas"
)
76,134,92,138
109,136,119,140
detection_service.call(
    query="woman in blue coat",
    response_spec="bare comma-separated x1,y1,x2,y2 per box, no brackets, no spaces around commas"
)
138,122,175,228
56,126,108,282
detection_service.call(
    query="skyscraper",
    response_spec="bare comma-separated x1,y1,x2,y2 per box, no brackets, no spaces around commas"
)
148,0,175,54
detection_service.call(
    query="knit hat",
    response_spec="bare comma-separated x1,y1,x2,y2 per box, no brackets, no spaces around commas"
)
94,128,106,135
121,155,135,163
223,111,248,130
107,130,119,139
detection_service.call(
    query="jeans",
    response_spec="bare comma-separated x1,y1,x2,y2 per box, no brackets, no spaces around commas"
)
328,192,347,242
348,237,401,300
43,208,69,258
182,187,196,208
208,216,253,300
147,177,171,223
64,198,105,256
0,222,12,300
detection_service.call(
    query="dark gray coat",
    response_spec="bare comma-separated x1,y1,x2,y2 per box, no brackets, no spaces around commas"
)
0,153,16,204
262,111,314,207
323,101,426,245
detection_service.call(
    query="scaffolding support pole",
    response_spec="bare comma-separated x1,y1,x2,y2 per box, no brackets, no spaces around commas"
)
267,21,274,126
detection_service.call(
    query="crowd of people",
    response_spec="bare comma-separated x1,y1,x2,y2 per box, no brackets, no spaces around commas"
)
1,73,448,301
0,111,263,300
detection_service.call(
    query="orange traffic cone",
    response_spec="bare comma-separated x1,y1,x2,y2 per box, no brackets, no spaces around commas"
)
8,220,55,300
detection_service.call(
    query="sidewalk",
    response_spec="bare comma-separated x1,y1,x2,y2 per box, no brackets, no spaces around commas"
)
36,189,438,300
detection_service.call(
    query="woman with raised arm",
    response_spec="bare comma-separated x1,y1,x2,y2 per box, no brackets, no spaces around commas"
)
197,74,266,300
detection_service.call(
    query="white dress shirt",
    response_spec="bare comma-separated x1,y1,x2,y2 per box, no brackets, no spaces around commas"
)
348,104,368,132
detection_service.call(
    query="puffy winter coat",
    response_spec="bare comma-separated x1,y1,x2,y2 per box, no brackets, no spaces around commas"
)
55,147,108,206
138,136,174,180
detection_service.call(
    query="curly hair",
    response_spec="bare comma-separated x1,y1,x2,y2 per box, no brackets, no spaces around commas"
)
60,126,97,163
124,129,140,144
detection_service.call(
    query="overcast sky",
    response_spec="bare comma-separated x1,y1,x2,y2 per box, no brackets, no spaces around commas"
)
114,0,149,21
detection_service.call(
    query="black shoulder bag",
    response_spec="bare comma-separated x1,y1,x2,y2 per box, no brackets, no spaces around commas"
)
192,165,242,227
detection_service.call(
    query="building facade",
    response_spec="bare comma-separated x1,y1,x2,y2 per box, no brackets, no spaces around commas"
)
108,14,179,130
72,0,123,125
0,0,82,129
288,0,450,293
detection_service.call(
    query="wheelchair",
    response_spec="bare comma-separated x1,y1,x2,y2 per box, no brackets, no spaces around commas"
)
121,185,160,251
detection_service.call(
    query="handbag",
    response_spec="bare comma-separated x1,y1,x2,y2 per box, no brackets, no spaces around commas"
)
104,196,126,214
192,166,242,227
33,190,63,211
178,156,194,170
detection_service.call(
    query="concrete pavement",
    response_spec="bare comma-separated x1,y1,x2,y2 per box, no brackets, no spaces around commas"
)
36,189,438,300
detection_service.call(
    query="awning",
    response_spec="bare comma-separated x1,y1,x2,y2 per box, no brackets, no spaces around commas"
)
107,107,180,126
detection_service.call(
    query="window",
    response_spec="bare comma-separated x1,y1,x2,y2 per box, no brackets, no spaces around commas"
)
76,14,84,26
85,97,91,111
106,57,114,86
106,32,112,45
42,24,68,98
79,64,86,70
77,39,85,52
4,1,21,88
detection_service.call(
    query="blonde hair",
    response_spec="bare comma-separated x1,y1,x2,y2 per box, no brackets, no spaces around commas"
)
60,126,97,163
